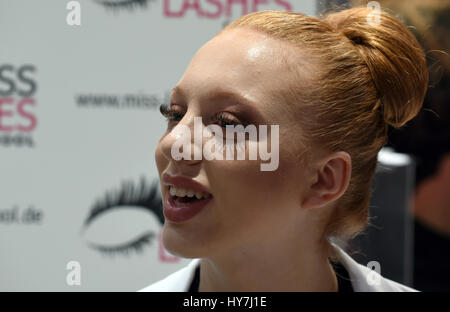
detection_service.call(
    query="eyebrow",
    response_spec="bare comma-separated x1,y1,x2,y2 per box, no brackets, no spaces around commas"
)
171,85,266,123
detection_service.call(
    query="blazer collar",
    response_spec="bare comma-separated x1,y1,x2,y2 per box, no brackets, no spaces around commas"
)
139,242,417,292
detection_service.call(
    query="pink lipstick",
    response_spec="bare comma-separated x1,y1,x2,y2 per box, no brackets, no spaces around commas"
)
162,173,213,223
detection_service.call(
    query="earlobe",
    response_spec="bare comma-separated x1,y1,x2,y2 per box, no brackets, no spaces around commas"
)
301,151,351,210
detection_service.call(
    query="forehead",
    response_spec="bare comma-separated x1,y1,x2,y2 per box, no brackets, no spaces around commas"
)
175,28,309,107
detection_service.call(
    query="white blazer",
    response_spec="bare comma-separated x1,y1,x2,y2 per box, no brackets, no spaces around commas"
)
139,242,418,292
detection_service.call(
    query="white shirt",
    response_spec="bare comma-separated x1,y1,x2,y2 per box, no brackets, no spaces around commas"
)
138,242,418,292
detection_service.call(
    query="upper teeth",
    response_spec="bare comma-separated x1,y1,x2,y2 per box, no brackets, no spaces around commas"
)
169,186,211,199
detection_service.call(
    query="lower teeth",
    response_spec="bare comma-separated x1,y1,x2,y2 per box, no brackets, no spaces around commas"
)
174,196,201,204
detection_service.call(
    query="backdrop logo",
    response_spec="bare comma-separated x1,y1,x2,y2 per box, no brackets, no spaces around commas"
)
80,176,179,262
0,204,43,225
163,0,293,19
94,0,157,11
0,64,38,147
94,0,293,19
75,91,169,110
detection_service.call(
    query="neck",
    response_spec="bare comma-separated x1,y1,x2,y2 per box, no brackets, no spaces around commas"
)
198,239,339,292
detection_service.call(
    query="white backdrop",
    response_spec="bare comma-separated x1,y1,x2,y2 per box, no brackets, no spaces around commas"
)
0,0,316,291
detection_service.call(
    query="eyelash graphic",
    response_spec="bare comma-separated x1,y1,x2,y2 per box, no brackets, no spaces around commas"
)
94,0,155,11
83,176,164,229
87,231,156,257
159,103,245,128
81,176,164,257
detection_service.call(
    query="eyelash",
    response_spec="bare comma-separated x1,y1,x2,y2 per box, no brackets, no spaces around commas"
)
82,177,164,257
84,177,164,229
88,231,156,258
94,0,153,10
159,103,244,128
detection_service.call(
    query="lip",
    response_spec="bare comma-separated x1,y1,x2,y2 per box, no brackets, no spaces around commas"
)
162,173,212,195
163,191,212,223
161,172,213,223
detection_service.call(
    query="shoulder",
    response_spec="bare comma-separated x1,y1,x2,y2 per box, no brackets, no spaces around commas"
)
331,242,419,292
138,258,201,292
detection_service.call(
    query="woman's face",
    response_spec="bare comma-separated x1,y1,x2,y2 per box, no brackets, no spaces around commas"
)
155,28,317,259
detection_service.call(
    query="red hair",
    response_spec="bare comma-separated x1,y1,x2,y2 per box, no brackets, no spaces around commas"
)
220,8,428,246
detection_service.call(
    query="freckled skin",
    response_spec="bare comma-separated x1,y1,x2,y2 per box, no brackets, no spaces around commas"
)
154,28,340,291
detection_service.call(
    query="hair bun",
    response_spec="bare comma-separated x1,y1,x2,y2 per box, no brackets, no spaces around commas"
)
326,7,429,128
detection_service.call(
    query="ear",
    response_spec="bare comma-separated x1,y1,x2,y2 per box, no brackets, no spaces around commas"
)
301,151,352,210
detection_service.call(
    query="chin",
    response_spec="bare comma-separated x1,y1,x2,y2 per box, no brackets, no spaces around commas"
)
161,223,206,259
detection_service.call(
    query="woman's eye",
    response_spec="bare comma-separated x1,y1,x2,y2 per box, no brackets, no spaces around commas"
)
166,110,184,123
158,103,244,128
211,113,243,128
159,103,185,124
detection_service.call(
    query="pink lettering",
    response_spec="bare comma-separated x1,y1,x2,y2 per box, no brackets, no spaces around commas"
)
17,98,37,132
200,0,223,18
164,0,184,17
163,0,293,19
181,0,203,17
0,98,14,132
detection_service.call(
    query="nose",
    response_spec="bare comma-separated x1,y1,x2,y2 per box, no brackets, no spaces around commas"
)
159,113,203,166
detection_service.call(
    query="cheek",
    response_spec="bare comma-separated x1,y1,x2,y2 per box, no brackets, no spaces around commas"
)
204,159,301,250
207,151,299,226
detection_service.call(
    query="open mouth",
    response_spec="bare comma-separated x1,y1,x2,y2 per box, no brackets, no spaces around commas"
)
168,186,212,206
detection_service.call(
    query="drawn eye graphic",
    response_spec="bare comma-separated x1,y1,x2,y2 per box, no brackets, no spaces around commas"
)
81,176,164,257
93,0,156,11
87,231,156,257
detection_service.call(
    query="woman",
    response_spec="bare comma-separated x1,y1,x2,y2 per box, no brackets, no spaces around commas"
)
140,6,428,292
